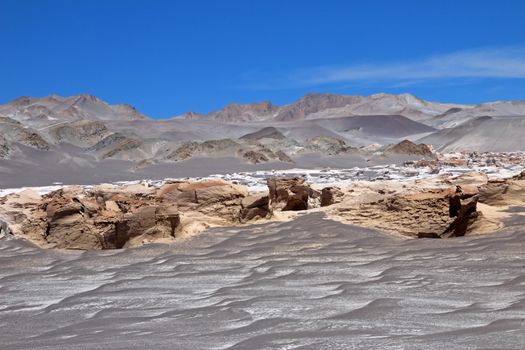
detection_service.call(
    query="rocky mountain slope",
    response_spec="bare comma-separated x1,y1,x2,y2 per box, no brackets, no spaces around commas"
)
0,92,523,186
182,93,473,123
420,116,525,152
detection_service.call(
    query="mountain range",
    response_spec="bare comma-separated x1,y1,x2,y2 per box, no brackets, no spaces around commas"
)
0,92,524,187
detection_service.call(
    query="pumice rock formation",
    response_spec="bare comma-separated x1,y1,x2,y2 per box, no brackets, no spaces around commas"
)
267,177,321,211
0,180,246,249
1,165,524,250
0,177,338,249
320,187,344,207
239,194,272,222
324,168,525,239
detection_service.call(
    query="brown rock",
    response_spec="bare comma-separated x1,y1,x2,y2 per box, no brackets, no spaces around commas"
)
159,180,245,205
477,181,508,205
44,195,103,250
240,194,271,222
241,194,270,209
105,200,121,213
442,196,479,237
16,187,181,250
448,195,462,218
46,199,84,221
410,159,438,168
320,187,343,207
112,206,180,249
157,179,247,224
267,177,319,211
2,180,256,250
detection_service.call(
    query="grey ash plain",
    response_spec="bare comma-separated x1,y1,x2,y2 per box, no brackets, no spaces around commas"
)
1,212,524,349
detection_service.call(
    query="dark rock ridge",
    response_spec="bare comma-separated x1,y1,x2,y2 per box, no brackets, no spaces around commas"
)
48,120,111,147
386,140,436,157
166,139,294,164
304,136,355,155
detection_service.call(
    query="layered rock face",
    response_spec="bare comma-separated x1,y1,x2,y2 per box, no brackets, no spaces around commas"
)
1,175,351,249
156,180,248,226
334,192,452,238
477,175,525,207
0,180,240,249
115,206,180,248
267,177,321,211
12,186,181,249
240,194,272,222
2,178,341,250
0,116,50,157
328,172,525,239
1,171,523,250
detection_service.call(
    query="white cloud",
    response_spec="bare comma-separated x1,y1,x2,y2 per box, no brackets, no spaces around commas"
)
293,47,525,86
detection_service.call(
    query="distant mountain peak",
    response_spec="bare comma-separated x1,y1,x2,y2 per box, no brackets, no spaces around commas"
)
72,93,100,100
0,94,150,123
9,96,35,107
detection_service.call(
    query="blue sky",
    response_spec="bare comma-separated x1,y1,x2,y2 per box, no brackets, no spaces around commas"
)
1,0,524,118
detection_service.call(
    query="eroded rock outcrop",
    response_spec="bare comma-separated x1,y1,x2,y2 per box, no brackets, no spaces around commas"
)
4,179,261,250
328,182,491,239
240,194,272,222
267,177,320,211
321,187,344,207
304,136,355,155
111,206,180,249
477,175,525,207
156,179,248,225
2,170,522,250
11,187,181,249
442,195,479,238
43,193,103,249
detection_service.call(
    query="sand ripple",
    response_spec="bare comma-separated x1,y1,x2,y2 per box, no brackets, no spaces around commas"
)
0,213,524,349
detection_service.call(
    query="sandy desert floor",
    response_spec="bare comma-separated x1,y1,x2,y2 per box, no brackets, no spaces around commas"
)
0,211,524,349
